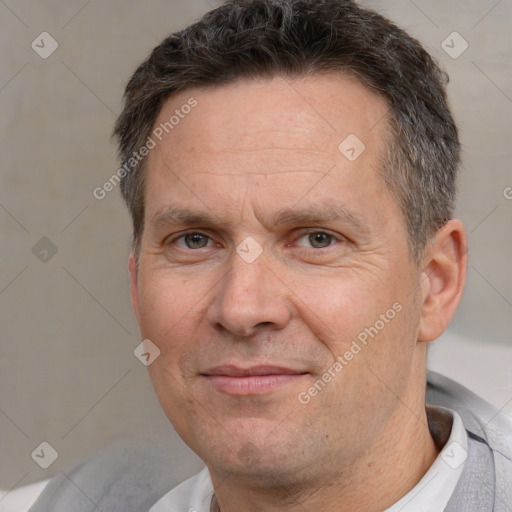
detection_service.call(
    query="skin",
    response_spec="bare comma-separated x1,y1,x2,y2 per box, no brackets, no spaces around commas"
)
128,73,468,512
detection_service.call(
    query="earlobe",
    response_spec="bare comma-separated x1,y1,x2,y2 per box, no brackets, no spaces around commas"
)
417,220,468,343
128,253,141,326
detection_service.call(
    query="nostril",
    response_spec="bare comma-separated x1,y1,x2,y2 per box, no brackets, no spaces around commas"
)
256,322,273,328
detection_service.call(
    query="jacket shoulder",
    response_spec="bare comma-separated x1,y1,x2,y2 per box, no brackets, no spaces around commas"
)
29,435,204,512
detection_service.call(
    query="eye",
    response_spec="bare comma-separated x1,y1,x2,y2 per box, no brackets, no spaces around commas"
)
295,231,337,249
175,232,212,249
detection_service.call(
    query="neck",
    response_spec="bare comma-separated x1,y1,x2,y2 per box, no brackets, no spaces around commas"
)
209,354,439,512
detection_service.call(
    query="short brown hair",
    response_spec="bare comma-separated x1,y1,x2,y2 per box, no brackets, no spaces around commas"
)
113,0,460,265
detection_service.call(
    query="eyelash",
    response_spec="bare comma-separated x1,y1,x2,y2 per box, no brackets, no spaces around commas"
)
292,230,340,249
172,232,217,250
168,230,342,250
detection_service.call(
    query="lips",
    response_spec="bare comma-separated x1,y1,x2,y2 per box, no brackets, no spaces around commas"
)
203,365,306,377
201,365,308,395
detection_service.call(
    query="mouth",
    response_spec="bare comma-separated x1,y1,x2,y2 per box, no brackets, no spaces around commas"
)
201,365,309,395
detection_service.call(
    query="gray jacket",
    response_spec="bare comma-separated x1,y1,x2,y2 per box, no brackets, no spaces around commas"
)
30,371,512,511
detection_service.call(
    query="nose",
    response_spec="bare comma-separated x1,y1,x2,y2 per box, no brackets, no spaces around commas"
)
208,249,292,337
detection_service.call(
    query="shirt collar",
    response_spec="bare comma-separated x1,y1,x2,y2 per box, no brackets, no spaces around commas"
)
384,405,468,512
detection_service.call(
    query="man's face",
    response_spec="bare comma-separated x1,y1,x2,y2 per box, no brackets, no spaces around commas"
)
130,74,426,483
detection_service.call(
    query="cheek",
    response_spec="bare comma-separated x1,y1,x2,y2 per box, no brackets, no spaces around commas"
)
288,272,392,348
136,272,205,358
137,273,206,425
293,268,419,384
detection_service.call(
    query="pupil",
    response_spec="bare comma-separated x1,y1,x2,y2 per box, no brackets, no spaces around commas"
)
186,233,207,248
309,232,331,248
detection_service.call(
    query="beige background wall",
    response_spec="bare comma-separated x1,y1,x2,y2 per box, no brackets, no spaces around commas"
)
1,0,511,497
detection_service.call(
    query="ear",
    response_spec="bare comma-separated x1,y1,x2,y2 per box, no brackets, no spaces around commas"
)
417,219,468,343
128,253,141,326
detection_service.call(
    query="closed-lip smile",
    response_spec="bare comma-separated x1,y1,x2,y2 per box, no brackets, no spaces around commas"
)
201,365,309,395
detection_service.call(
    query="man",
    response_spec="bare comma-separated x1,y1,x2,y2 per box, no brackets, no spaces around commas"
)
30,0,512,511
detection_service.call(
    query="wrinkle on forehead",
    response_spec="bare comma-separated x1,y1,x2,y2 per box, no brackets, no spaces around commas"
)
150,73,389,158
168,146,338,160
151,145,340,179
144,73,393,228
191,169,330,177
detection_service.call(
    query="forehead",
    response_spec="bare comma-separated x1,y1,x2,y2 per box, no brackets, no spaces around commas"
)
143,73,395,224
150,73,388,162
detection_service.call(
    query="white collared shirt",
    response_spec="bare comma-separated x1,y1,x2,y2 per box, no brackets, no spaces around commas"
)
149,405,468,512
384,406,467,511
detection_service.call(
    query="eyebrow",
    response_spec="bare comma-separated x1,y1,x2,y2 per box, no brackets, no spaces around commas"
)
272,205,370,233
149,204,371,234
150,207,223,229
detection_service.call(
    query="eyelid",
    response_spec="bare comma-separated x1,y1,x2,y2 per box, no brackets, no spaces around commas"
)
292,229,344,247
166,230,217,249
165,228,345,250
